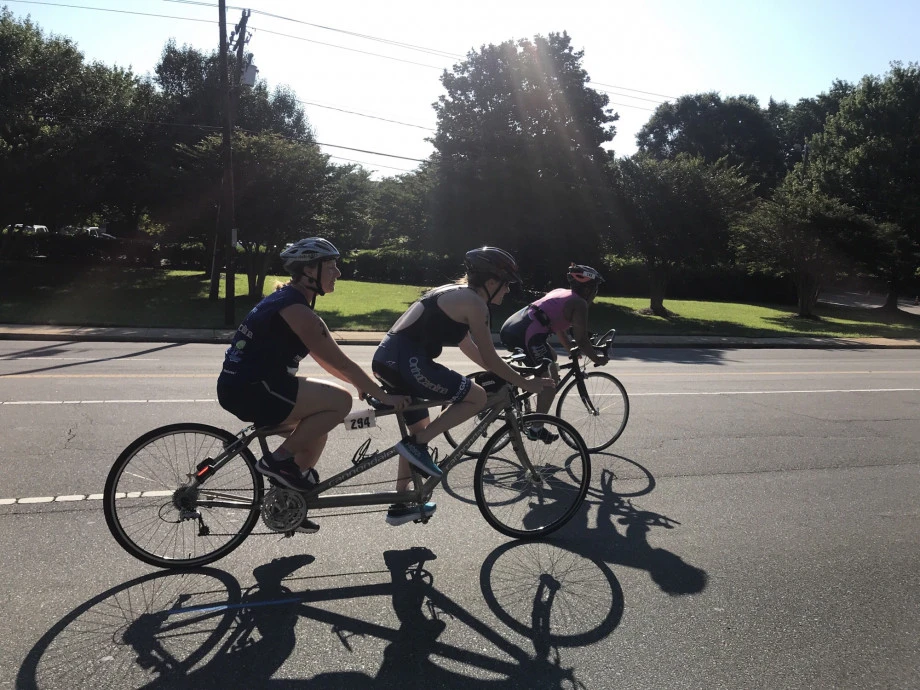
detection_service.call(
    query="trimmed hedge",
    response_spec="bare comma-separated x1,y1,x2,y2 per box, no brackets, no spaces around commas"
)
346,248,462,285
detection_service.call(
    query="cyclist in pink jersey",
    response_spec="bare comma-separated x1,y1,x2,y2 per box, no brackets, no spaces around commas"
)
500,264,608,441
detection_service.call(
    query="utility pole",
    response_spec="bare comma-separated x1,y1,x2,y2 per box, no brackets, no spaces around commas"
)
217,3,250,325
217,0,233,323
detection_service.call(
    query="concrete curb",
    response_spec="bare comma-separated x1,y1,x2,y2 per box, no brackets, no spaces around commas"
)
1,324,919,349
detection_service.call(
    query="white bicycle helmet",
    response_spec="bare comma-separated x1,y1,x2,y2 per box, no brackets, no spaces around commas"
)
280,237,340,276
566,263,605,285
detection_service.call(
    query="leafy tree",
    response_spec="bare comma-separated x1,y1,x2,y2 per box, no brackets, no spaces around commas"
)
636,93,784,194
807,62,920,309
186,132,331,296
237,81,312,143
369,165,434,247
319,164,375,252
734,175,875,317
0,9,92,229
612,154,754,315
430,32,617,286
766,80,853,172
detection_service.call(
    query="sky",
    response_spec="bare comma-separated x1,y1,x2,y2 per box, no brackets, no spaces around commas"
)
5,0,920,178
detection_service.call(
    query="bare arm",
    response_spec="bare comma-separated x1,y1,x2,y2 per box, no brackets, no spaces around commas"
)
566,299,606,365
280,305,408,407
554,327,576,355
457,332,488,368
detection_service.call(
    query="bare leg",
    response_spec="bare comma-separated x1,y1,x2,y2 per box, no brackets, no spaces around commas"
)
535,361,560,414
395,418,430,492
393,383,487,492
278,378,352,473
414,383,487,445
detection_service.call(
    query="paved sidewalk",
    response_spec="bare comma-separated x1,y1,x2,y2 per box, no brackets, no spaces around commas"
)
0,323,918,348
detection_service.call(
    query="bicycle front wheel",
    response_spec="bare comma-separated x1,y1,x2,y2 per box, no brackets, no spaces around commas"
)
474,414,590,539
556,372,629,452
103,423,263,569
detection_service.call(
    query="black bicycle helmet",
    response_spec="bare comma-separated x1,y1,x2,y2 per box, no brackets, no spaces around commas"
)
464,247,522,284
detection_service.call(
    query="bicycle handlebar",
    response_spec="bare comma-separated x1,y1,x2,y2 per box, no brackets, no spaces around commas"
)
567,328,616,362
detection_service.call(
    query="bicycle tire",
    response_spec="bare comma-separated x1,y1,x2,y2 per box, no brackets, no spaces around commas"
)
19,568,241,689
104,423,263,569
473,413,591,539
555,372,629,452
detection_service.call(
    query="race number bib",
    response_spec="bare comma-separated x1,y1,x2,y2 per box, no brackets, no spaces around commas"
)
343,409,376,431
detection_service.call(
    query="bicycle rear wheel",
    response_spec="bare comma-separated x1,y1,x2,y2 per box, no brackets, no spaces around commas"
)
555,372,629,452
474,414,590,539
103,423,263,569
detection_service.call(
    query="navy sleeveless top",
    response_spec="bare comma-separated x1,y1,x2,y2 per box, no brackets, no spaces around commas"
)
391,284,473,358
219,285,310,383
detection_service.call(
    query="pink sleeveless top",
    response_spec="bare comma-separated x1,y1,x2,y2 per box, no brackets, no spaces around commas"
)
529,288,577,333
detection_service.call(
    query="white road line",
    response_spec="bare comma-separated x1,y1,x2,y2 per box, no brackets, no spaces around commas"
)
1,399,218,405
3,388,920,405
0,357,160,361
1,491,174,505
629,388,920,396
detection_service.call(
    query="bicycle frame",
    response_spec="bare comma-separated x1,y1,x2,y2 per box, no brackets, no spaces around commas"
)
193,385,528,512
544,328,617,415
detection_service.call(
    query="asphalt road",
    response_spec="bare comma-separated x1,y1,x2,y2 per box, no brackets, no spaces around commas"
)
1,342,918,689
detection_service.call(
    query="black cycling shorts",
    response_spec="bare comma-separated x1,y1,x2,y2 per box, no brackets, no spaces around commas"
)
216,374,299,428
500,310,556,366
372,334,471,425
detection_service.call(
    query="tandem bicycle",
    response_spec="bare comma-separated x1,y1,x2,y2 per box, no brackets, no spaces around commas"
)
103,369,592,569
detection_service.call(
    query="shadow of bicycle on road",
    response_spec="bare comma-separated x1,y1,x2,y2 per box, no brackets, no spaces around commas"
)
19,542,624,689
562,456,708,597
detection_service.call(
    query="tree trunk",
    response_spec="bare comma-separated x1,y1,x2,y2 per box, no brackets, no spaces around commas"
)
795,271,820,317
246,250,258,298
207,201,222,300
881,282,900,312
648,265,669,316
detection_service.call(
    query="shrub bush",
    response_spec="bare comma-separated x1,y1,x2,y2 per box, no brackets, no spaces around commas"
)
347,248,460,285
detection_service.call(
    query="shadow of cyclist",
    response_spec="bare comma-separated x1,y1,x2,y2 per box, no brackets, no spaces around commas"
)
567,467,708,596
140,555,316,688
373,547,447,685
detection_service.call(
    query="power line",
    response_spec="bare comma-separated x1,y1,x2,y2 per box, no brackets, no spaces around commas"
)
313,141,427,162
594,88,667,104
161,0,464,60
592,81,678,100
296,100,434,131
607,101,657,112
4,0,214,24
22,113,427,163
249,26,448,70
10,0,676,105
327,155,414,173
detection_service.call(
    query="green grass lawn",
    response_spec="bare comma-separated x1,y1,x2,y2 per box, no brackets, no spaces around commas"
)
1,262,918,339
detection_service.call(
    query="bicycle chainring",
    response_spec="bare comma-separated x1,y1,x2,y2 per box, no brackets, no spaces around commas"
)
260,487,308,532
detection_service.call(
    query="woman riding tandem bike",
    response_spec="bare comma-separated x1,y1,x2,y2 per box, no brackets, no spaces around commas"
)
216,238,410,534
372,247,556,526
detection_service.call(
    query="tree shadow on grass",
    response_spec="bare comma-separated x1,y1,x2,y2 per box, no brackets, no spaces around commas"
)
320,307,406,332
763,304,920,339
589,301,773,338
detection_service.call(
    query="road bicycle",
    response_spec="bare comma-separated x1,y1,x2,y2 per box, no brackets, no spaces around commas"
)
444,328,629,455
103,373,592,569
